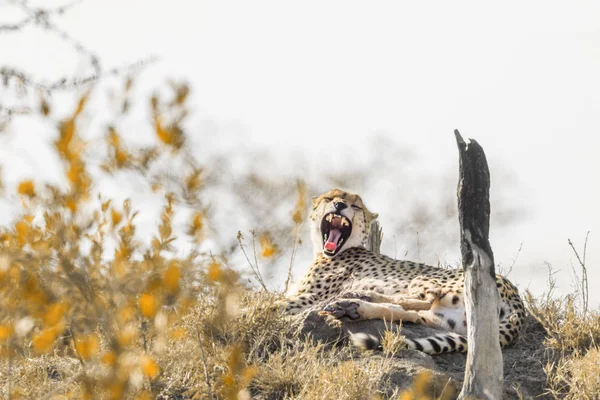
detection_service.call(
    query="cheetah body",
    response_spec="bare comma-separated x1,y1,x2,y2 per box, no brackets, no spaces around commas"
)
285,189,526,355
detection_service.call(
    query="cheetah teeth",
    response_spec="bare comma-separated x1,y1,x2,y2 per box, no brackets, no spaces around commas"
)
325,213,350,225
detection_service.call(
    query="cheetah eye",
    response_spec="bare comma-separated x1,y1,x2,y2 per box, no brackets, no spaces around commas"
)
351,205,362,211
324,197,333,202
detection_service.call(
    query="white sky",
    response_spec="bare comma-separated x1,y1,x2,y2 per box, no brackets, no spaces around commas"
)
1,0,599,304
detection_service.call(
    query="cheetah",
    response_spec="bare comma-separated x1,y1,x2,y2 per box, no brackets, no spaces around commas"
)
284,188,526,355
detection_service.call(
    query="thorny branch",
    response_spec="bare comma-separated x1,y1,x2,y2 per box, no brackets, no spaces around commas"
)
0,0,156,127
0,0,82,34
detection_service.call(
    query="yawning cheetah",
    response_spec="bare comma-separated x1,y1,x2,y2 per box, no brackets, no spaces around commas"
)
284,189,525,354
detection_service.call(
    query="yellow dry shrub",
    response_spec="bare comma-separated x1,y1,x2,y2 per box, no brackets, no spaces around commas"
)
111,208,122,226
154,117,174,145
397,371,456,400
32,324,62,353
0,81,226,399
259,233,278,258
0,324,13,342
14,219,31,246
75,333,100,360
139,293,158,318
17,180,35,197
43,302,69,326
163,261,180,294
141,355,160,379
207,261,223,283
188,211,205,242
102,351,117,366
291,180,307,224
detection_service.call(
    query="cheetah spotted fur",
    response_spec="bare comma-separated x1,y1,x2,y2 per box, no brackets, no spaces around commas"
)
284,189,526,355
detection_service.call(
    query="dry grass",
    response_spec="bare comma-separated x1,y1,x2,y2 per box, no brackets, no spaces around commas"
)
524,249,600,399
527,295,600,398
526,293,600,355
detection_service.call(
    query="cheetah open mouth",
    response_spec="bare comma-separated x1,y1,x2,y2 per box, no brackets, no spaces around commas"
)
320,212,352,256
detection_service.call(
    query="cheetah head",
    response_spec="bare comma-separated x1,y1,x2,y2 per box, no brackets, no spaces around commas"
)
310,189,378,258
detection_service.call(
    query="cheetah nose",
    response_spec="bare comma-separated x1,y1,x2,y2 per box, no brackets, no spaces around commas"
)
334,202,347,212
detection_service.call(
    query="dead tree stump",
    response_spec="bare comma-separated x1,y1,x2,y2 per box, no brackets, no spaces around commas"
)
454,130,503,400
368,221,383,254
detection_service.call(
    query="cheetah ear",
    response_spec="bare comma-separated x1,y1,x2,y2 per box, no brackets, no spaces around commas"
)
312,196,320,208
370,212,379,221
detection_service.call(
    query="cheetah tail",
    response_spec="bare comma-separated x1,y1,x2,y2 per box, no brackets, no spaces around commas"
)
349,332,382,351
405,333,468,354
349,332,468,355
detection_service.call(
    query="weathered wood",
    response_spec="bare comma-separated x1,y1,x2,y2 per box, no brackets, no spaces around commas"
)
367,220,383,254
454,129,503,400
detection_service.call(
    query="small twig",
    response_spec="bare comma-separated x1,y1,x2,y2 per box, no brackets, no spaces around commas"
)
196,328,214,400
68,326,86,367
251,230,260,278
0,15,35,33
508,242,523,271
1,57,156,92
567,231,590,314
284,237,299,294
439,377,455,400
237,231,268,291
141,320,148,352
499,242,523,277
7,337,12,400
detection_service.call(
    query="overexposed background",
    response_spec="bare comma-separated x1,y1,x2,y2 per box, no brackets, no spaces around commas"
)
1,1,599,304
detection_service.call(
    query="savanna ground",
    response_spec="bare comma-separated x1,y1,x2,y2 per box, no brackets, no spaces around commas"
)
0,81,598,400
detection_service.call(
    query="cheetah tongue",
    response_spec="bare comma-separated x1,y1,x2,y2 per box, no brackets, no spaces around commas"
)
324,229,342,252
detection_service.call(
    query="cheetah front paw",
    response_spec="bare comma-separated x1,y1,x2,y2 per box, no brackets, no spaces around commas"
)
319,300,362,320
409,290,440,304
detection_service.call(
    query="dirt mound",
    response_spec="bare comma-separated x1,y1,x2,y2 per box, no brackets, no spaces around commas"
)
297,310,550,399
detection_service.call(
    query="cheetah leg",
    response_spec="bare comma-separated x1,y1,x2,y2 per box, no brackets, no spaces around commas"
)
416,310,448,330
338,290,431,310
408,278,444,303
320,299,421,323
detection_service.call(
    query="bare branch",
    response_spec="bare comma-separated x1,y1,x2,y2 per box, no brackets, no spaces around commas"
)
0,0,156,127
237,231,269,292
1,1,83,34
568,231,590,314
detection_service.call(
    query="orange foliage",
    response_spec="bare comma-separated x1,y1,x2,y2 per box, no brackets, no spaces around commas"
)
17,180,35,197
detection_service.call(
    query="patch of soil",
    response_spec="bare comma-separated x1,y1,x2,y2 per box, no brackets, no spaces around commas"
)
297,311,550,399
